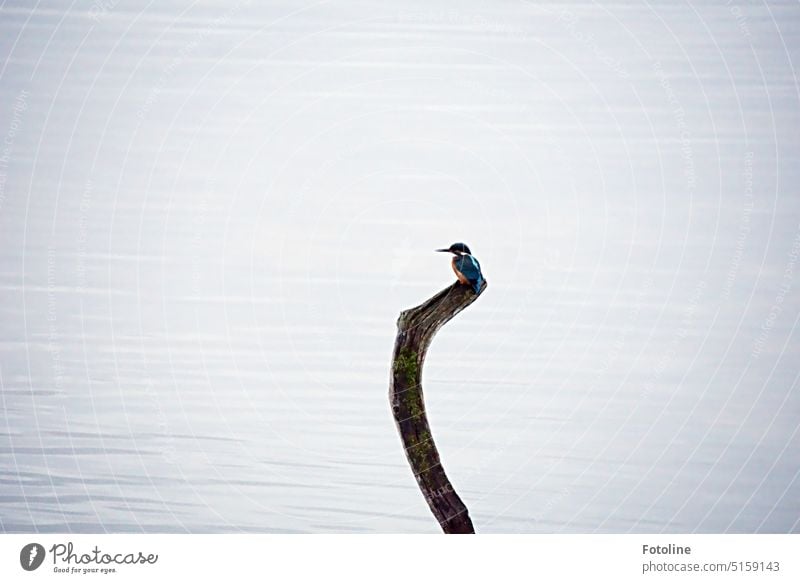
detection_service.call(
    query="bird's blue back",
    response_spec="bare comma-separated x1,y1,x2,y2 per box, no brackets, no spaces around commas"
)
455,254,484,293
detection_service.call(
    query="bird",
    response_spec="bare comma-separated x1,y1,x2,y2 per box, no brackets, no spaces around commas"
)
436,242,485,294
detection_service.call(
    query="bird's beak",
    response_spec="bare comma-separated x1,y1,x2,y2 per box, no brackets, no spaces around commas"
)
435,248,450,253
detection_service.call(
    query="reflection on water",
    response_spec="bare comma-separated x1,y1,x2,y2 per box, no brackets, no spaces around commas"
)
1,1,799,533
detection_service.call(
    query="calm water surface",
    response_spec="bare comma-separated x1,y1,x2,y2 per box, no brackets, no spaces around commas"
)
1,1,799,532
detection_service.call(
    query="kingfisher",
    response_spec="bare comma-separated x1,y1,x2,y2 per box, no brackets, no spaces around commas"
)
436,242,485,294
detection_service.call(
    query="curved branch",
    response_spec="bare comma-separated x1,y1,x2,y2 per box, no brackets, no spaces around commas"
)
389,280,487,533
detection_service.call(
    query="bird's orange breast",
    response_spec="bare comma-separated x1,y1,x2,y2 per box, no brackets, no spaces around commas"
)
451,257,470,284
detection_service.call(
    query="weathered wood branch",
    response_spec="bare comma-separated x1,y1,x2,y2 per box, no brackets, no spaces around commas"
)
389,280,487,534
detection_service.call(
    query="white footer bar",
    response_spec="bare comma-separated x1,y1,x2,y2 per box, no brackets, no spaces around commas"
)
1,534,797,582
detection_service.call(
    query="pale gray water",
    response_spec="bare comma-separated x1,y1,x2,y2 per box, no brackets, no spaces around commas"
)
1,0,799,533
